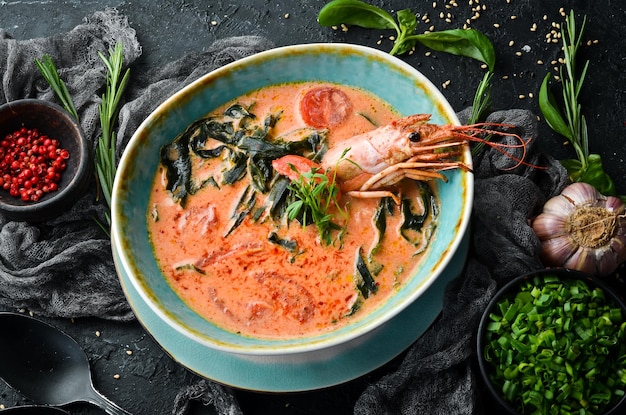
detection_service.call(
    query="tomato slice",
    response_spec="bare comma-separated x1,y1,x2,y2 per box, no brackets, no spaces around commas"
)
300,86,352,128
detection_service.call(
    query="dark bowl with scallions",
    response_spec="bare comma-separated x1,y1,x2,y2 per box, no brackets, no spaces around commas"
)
477,268,626,415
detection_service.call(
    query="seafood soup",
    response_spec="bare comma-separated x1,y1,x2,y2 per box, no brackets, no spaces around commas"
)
147,81,440,339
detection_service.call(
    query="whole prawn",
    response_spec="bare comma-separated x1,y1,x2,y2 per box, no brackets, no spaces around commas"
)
272,113,529,204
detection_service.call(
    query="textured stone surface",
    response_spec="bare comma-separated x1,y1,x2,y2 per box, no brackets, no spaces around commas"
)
1,1,625,414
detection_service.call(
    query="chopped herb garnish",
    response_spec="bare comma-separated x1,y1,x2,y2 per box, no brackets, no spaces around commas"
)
400,182,438,247
355,248,378,298
483,275,626,414
268,231,298,252
285,161,346,246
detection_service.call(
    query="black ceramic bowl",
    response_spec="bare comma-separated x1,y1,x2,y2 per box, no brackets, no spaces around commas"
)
477,268,626,415
0,99,92,222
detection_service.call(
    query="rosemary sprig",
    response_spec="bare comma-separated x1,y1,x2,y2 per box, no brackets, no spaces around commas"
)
539,10,617,197
34,55,79,121
95,43,131,224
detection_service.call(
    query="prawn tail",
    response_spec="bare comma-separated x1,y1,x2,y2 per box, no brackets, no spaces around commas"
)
453,123,546,170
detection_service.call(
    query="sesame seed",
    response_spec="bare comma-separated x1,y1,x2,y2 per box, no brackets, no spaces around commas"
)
95,331,101,337
515,51,523,57
530,23,537,32
493,23,500,28
508,40,515,47
518,95,526,99
126,350,133,355
510,15,517,20
113,374,121,379
284,13,290,19
425,51,432,56
537,59,544,65
528,92,534,98
543,15,548,21
502,75,509,80
433,1,437,8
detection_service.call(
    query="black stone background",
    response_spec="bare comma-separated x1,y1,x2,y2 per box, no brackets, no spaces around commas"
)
1,1,625,414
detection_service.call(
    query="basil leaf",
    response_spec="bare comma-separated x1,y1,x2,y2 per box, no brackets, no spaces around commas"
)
317,0,398,31
412,29,496,71
539,73,573,140
391,9,419,55
561,155,617,196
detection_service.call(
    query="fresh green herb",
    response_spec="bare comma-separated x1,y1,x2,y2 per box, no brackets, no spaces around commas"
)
539,11,618,198
318,0,495,67
285,164,346,246
224,185,257,237
175,263,206,275
400,182,438,251
268,231,298,252
95,43,131,225
483,275,626,414
355,248,378,298
35,55,80,121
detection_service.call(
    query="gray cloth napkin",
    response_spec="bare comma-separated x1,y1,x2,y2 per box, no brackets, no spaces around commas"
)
1,9,569,415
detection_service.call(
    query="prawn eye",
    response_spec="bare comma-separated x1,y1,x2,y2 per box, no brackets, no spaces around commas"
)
408,132,421,142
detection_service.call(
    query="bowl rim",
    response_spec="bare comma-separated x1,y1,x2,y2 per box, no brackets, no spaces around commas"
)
0,98,91,220
112,42,474,355
476,267,626,415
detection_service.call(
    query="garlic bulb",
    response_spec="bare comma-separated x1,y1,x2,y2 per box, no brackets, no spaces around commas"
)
532,182,626,276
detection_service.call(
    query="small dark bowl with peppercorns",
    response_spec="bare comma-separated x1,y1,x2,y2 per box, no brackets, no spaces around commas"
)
0,99,92,222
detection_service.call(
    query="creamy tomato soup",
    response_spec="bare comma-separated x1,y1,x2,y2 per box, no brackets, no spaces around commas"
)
148,82,438,339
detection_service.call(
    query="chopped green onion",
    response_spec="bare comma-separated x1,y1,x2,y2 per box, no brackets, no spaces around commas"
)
483,275,626,414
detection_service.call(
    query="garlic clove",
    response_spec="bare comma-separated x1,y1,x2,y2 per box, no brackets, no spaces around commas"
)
606,196,626,213
532,213,570,239
562,245,597,275
540,192,578,216
560,181,607,206
540,235,578,266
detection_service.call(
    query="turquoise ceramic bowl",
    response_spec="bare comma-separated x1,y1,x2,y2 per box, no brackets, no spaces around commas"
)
112,44,472,363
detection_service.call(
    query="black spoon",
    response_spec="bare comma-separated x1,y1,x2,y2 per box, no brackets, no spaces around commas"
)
0,312,132,415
